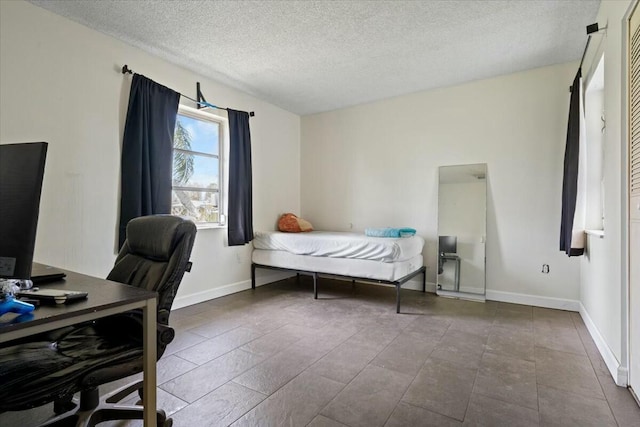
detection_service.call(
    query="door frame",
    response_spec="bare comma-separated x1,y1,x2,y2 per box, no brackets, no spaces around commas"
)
624,0,639,396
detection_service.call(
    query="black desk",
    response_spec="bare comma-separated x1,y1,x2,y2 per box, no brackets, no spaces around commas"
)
0,265,158,427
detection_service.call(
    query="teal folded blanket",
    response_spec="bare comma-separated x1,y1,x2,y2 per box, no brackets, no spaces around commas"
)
365,227,416,238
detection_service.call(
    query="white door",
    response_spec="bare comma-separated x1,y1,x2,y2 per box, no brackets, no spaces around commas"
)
629,2,640,398
631,220,639,395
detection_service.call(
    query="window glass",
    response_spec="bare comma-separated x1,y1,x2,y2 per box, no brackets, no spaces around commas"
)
175,114,219,155
171,190,219,223
172,154,219,189
172,107,224,225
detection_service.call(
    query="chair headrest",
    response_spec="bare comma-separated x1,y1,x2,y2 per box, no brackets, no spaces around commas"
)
125,215,194,260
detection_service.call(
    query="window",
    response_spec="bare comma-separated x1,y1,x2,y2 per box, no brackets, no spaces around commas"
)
584,54,605,231
172,105,227,226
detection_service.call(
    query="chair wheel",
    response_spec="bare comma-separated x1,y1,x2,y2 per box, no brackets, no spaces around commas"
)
156,408,167,426
53,398,76,415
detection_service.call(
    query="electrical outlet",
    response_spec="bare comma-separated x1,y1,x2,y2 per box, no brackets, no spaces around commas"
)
541,264,550,274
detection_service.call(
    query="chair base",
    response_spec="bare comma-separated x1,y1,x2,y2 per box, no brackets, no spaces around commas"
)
39,383,171,427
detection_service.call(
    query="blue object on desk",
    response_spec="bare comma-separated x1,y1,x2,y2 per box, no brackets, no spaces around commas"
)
0,295,35,317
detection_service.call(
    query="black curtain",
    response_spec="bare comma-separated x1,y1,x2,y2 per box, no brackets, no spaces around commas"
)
560,69,584,257
118,74,181,248
227,109,253,246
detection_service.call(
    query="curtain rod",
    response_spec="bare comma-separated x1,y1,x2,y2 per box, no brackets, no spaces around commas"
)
121,65,255,117
570,23,606,92
578,23,601,69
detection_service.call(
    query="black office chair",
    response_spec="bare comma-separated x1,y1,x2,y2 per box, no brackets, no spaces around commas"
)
0,215,196,427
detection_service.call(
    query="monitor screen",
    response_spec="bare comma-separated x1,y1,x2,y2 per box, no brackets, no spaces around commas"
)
439,235,457,254
0,142,48,280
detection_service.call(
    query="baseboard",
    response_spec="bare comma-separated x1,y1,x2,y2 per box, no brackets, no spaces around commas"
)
457,286,485,294
617,367,629,388
437,289,486,302
424,281,438,293
254,270,297,287
400,279,437,293
485,290,580,311
308,275,436,293
172,270,294,310
173,280,250,310
340,278,437,293
579,302,627,386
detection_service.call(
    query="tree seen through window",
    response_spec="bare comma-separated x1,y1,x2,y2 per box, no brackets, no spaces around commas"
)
172,109,222,224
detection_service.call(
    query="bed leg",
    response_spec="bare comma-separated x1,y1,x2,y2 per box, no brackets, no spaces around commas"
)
251,264,256,289
422,267,426,293
396,284,401,313
313,272,318,299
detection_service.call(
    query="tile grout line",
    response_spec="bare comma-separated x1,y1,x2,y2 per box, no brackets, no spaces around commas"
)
308,320,404,425
458,315,491,423
569,312,620,425
228,318,365,425
535,341,542,426
305,306,435,426
377,313,435,427
390,310,453,422
481,311,541,419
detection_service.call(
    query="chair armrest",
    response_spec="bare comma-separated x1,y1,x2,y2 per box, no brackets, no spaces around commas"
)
96,309,175,349
157,322,175,347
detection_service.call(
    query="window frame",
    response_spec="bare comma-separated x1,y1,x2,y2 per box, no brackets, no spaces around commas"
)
172,104,228,228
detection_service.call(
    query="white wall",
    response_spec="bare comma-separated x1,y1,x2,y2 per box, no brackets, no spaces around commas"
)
301,62,582,303
579,0,634,385
0,1,301,306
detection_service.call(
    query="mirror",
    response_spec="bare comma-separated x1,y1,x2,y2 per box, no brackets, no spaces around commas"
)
437,164,487,297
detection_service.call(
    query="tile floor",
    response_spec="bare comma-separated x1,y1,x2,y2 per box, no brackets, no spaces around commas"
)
2,277,639,426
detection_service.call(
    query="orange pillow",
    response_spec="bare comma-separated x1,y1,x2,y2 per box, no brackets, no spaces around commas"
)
278,213,313,233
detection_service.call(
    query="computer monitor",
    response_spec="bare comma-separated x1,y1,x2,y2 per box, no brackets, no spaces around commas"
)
0,142,48,281
439,235,457,254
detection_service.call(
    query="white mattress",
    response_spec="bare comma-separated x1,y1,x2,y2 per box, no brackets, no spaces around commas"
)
252,231,424,262
252,249,424,282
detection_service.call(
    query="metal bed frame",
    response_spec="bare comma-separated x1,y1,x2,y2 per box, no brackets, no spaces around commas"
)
251,263,427,313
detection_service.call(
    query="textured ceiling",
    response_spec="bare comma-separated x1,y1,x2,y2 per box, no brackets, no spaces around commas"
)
30,0,600,115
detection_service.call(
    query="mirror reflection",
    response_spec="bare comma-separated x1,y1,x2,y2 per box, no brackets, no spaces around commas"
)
437,164,487,296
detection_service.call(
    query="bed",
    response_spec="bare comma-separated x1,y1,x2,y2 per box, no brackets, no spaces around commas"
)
251,231,427,313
